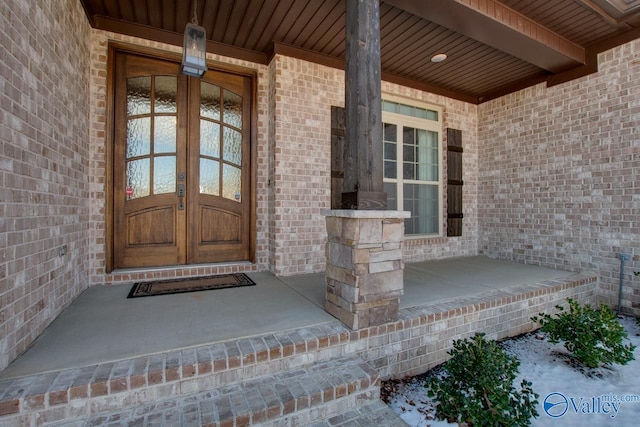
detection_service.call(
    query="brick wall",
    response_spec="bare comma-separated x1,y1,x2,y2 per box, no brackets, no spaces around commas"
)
270,56,344,276
0,0,91,370
478,40,640,315
267,60,277,272
270,56,480,276
372,272,596,379
86,44,480,281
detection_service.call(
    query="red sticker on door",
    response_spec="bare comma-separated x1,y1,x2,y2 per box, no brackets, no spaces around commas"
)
126,187,133,198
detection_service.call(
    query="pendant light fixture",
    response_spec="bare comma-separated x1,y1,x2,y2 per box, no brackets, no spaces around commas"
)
181,0,207,78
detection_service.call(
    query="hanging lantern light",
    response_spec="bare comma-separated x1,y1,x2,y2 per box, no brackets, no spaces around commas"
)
181,1,207,78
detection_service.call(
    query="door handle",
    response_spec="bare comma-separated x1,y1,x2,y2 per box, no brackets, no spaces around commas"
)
177,183,185,210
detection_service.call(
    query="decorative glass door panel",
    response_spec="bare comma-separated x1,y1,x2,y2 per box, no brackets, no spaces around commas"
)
188,71,251,264
125,76,177,200
112,52,252,269
199,82,243,202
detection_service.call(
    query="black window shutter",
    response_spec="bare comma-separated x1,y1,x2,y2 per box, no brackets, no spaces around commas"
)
446,128,463,236
330,106,346,209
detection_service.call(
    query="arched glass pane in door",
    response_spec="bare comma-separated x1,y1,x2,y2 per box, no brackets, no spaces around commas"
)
125,75,177,200
199,82,243,202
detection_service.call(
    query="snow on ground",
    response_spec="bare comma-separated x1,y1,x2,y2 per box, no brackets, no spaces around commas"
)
384,316,640,426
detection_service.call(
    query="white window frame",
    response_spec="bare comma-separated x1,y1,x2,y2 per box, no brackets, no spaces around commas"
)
382,95,443,237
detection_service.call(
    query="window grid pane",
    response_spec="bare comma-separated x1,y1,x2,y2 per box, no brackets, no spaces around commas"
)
127,76,151,116
223,90,242,128
126,117,150,158
154,76,177,113
200,158,220,196
200,120,220,158
201,83,221,120
222,164,242,202
382,100,438,121
403,184,439,235
383,123,398,179
154,116,177,154
153,156,176,195
126,158,150,199
222,127,242,166
382,100,441,236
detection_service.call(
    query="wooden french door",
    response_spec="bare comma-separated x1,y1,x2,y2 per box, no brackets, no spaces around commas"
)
113,52,252,269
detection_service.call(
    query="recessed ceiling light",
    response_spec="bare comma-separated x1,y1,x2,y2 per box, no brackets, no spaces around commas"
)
431,53,447,63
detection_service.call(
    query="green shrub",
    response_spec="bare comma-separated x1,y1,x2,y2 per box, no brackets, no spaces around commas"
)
532,298,636,368
426,333,538,427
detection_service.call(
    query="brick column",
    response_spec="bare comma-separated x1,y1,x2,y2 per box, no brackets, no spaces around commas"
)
322,210,410,329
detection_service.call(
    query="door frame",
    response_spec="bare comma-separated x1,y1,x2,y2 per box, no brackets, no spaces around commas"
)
104,42,257,273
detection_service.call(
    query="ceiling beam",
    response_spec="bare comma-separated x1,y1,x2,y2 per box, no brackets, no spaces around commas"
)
384,0,585,72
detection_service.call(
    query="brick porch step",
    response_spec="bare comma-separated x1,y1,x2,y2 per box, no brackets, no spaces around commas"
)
43,355,383,426
310,400,407,426
0,322,356,424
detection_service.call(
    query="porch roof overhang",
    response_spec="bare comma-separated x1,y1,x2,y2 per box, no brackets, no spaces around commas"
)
80,0,640,104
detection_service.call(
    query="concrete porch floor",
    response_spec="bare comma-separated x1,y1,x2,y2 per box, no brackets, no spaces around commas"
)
0,256,575,379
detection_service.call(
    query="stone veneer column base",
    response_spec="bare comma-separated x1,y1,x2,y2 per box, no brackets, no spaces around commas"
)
321,210,411,329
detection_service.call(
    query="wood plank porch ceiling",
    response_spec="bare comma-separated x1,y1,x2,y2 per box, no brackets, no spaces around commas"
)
80,0,640,104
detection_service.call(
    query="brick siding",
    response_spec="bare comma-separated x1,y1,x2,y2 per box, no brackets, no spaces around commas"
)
269,56,344,276
0,0,91,371
478,40,640,316
2,0,638,374
270,56,480,276
87,46,481,280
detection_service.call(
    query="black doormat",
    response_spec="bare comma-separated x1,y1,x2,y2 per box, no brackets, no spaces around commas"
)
127,273,256,298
